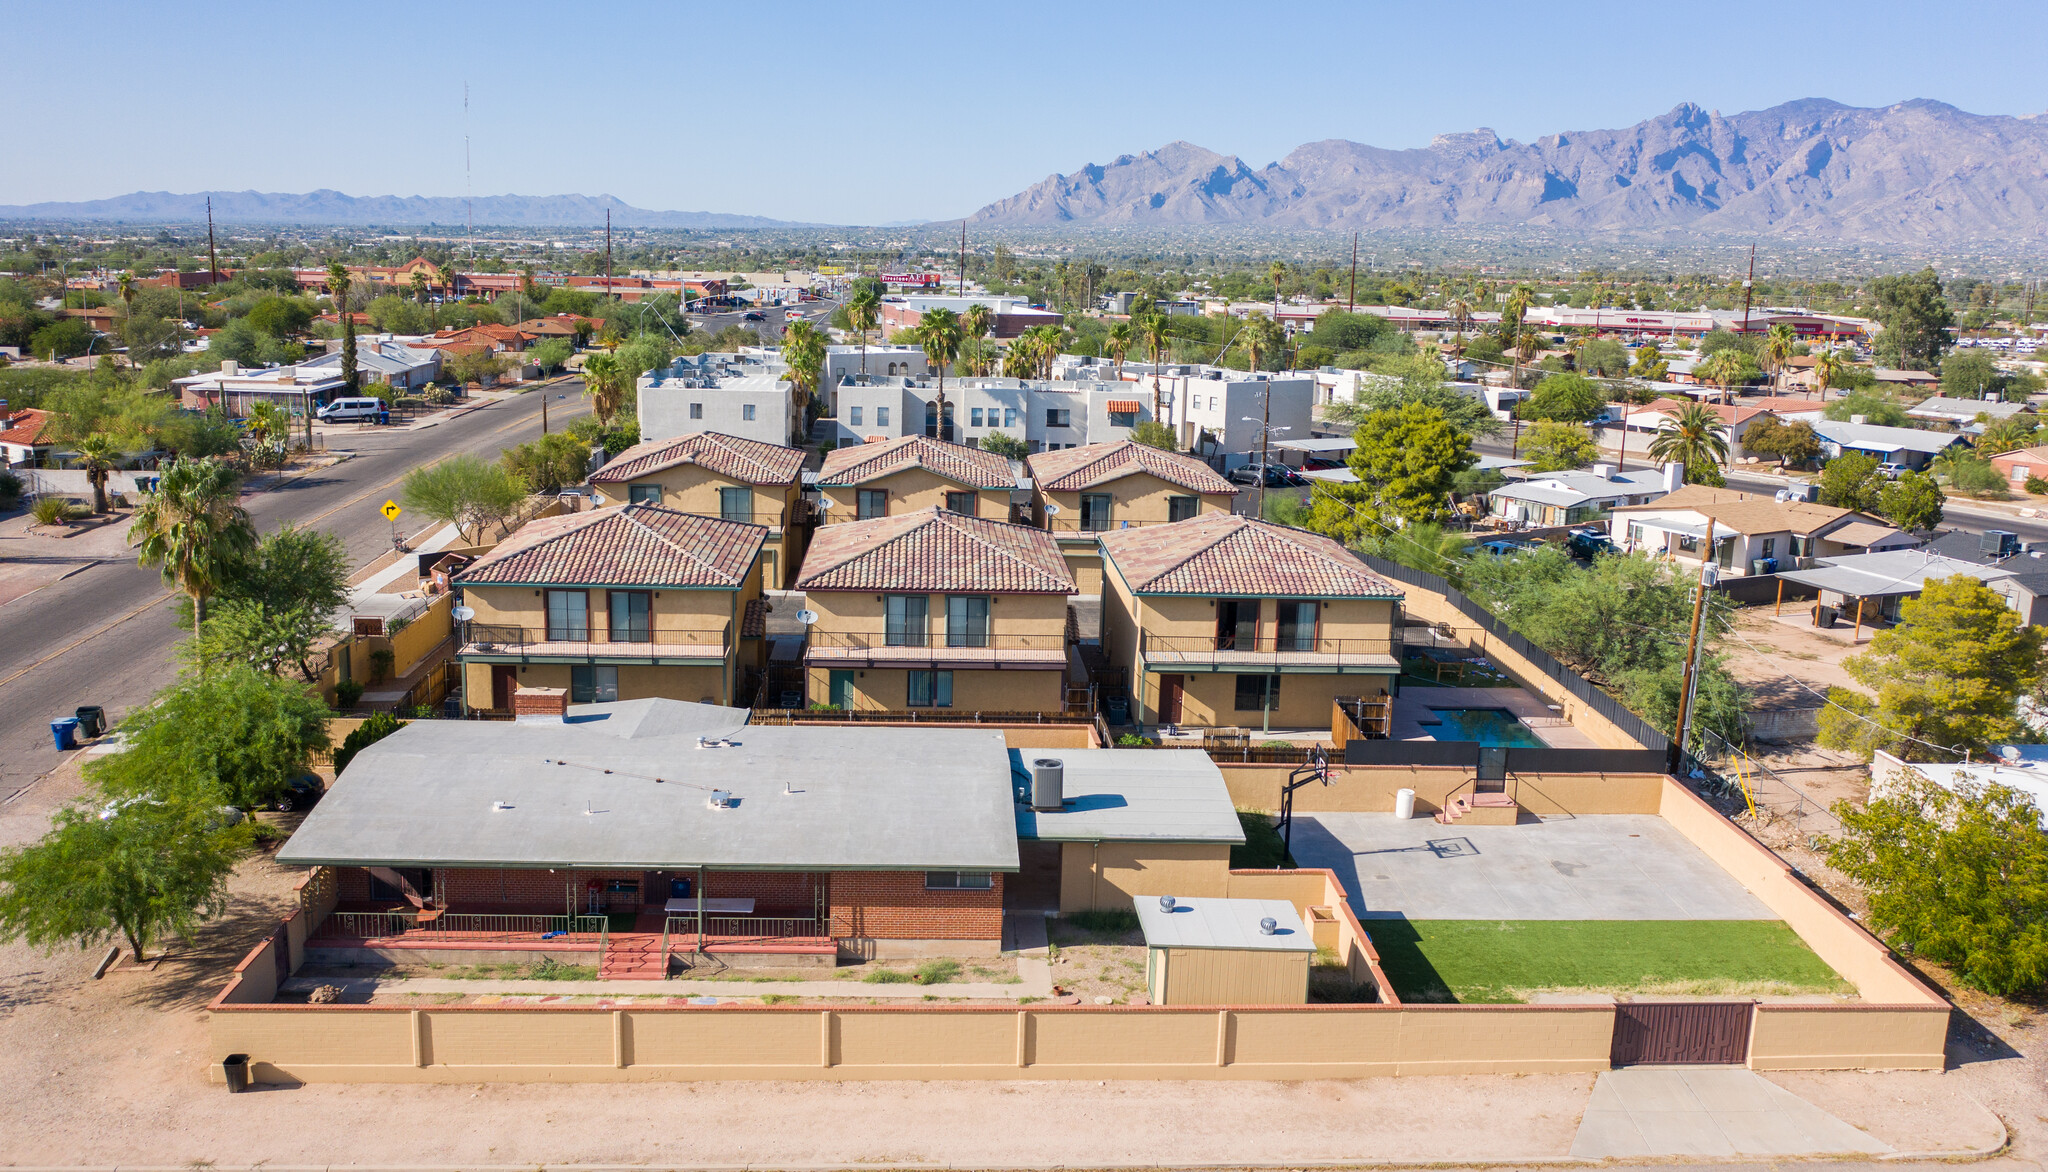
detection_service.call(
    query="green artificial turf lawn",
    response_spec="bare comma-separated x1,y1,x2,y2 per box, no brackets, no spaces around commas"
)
1367,919,1852,1003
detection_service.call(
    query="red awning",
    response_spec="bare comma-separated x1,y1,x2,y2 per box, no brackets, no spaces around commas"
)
1105,399,1142,413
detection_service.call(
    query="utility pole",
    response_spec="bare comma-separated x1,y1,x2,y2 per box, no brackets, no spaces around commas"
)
1739,243,1755,339
605,208,613,302
959,220,966,296
1671,517,1717,774
1258,384,1273,519
1348,231,1358,313
205,196,218,285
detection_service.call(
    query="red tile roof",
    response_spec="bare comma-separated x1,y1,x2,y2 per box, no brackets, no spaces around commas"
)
1027,440,1235,495
1104,399,1144,414
591,432,805,486
1099,513,1405,598
796,507,1075,595
0,408,52,447
817,434,1016,489
456,504,764,588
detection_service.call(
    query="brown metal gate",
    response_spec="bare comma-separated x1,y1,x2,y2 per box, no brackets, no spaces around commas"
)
1609,1002,1754,1066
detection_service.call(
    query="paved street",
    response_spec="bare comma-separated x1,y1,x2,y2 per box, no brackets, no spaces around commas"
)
0,381,589,803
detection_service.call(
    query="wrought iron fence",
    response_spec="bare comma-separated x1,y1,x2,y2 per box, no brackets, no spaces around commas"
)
317,910,608,944
661,915,824,952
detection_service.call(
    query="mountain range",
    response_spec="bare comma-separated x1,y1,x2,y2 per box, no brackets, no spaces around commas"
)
967,99,2048,243
0,190,796,229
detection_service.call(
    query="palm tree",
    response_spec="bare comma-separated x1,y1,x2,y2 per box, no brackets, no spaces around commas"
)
1243,312,1284,374
1695,350,1746,404
845,283,881,376
1105,320,1134,381
1648,402,1730,484
244,402,291,469
1268,261,1288,313
1765,323,1797,393
326,262,359,393
1140,311,1171,421
1813,347,1846,402
916,307,964,437
1446,294,1472,354
962,302,992,344
1027,323,1063,379
581,352,627,428
1504,284,1534,385
74,432,122,515
129,456,257,648
409,268,430,305
781,319,826,417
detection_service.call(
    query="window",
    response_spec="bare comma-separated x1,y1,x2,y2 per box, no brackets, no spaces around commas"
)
1108,410,1137,428
1208,396,1218,410
1234,673,1281,712
628,484,662,505
570,664,619,703
1080,492,1114,532
1004,408,1018,428
1276,599,1317,652
545,590,587,641
858,488,888,519
690,402,704,420
924,870,992,890
946,595,990,648
1761,537,1776,560
907,669,953,708
1046,408,1071,428
607,591,651,642
1168,495,1198,523
743,403,756,421
849,406,863,427
876,406,890,427
945,491,976,516
970,407,984,428
884,594,928,646
719,486,750,523
1677,534,1700,553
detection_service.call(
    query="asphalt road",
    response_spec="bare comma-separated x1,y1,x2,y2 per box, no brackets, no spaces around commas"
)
0,382,590,802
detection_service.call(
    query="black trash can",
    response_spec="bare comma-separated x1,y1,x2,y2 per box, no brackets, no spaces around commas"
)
222,1053,250,1093
74,705,105,739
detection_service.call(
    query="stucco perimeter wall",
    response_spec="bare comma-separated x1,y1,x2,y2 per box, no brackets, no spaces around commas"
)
1655,780,1951,1071
209,1003,1616,1083
1221,764,1666,816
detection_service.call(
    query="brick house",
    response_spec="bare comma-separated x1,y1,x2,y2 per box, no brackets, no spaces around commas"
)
795,507,1078,714
1100,514,1404,731
815,434,1018,522
453,503,767,713
588,432,810,589
1025,440,1236,593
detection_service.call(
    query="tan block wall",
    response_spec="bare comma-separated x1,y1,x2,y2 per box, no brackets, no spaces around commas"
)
1059,842,1234,913
1149,670,1396,731
1219,765,1668,817
1130,594,1397,643
1036,472,1230,529
821,469,1009,519
804,666,1065,713
462,661,734,706
1155,947,1310,1007
591,465,790,524
1061,544,1104,595
462,583,743,641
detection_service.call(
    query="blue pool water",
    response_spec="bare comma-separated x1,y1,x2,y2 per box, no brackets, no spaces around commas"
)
1424,708,1545,748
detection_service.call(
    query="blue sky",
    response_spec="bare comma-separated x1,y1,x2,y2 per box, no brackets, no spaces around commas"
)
10,0,2048,225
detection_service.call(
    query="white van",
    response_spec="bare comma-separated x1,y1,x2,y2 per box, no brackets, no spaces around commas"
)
317,396,383,423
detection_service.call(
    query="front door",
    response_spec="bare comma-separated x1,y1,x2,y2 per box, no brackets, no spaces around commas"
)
829,669,855,710
490,665,518,710
1159,674,1185,724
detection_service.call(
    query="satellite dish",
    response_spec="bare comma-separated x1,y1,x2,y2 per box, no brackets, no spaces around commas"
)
1043,501,1061,515
797,609,819,625
814,496,831,510
452,605,475,621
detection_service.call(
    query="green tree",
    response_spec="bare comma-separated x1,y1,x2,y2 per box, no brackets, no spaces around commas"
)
31,317,92,360
781,319,826,417
93,666,330,810
1519,373,1606,423
129,456,257,644
1932,447,2007,498
1339,354,1503,438
1977,414,2039,455
244,400,291,469
502,431,590,493
528,337,572,374
844,281,882,375
978,431,1029,458
1648,402,1730,486
326,262,358,393
580,351,628,429
1349,403,1475,525
1878,470,1945,532
1817,452,1884,511
401,453,528,542
245,295,313,338
1129,419,1176,451
1630,341,1671,381
1740,416,1822,468
1939,351,2002,400
180,598,327,681
1238,312,1286,374
915,307,964,425
1764,323,1798,393
1823,770,2048,996
1105,320,1134,380
1870,268,1954,371
1694,349,1756,402
333,710,407,775
1822,392,1910,427
1818,575,2046,760
1813,347,1847,401
1520,421,1598,472
1139,311,1172,418
1578,338,1629,378
73,432,123,514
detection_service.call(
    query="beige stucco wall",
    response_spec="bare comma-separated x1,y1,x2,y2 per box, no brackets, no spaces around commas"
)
820,468,1010,519
463,661,734,706
1219,765,1668,817
805,589,1067,647
591,469,801,588
1151,671,1394,731
462,582,747,643
1154,946,1310,1007
1058,842,1235,913
1035,471,1230,532
804,666,1065,713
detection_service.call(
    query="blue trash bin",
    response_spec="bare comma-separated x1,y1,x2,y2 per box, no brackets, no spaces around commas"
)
377,408,391,426
49,717,79,751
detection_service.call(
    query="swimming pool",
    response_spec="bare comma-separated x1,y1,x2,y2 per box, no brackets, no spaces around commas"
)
1424,707,1546,748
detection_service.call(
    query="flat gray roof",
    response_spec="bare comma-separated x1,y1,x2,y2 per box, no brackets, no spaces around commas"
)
1135,896,1314,952
1012,749,1246,845
278,699,1020,873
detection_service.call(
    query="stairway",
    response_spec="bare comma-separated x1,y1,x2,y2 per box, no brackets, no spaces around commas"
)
599,932,669,980
1435,792,1521,826
1433,797,1471,825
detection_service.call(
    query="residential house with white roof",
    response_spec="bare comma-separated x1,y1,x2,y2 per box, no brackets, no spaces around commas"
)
1609,485,1917,577
1486,465,1678,527
1811,420,1967,470
1905,396,2033,432
1773,547,2019,626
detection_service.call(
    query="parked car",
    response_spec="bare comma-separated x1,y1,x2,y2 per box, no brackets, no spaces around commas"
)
1227,464,1300,488
1878,460,1912,479
742,311,766,322
1566,527,1615,559
317,396,385,423
272,772,326,812
1469,539,1527,558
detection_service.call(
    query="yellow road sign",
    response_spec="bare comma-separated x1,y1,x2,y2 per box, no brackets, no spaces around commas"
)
381,500,401,521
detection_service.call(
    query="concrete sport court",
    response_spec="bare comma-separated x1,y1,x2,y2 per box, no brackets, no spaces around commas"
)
1288,813,1777,920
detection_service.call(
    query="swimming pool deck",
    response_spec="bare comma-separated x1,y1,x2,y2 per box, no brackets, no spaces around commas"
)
1390,685,1601,749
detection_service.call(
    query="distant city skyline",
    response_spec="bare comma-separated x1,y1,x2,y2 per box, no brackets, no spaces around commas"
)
10,0,2048,226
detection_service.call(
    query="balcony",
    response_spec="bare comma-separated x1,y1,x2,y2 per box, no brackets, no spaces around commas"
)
1040,515,1183,535
459,620,732,666
1140,631,1400,674
803,629,1069,670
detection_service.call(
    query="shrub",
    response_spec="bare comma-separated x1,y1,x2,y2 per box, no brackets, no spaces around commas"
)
1115,733,1152,747
1066,908,1140,935
334,679,365,709
0,468,21,503
332,710,405,774
862,968,914,984
913,959,963,985
423,385,455,406
30,496,76,525
368,648,395,683
2027,474,2048,497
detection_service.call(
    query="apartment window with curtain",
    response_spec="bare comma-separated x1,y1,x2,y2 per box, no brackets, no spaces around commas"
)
1046,408,1071,428
1275,599,1318,652
1234,673,1281,712
608,591,651,642
907,669,953,708
858,489,888,519
719,486,750,522
1079,493,1114,532
571,664,619,703
1168,495,1198,522
849,406,863,427
946,595,990,648
924,870,991,890
884,594,928,647
743,404,757,421
545,590,587,641
628,484,662,505
945,491,976,516
689,403,703,419
970,407,984,427
1004,408,1018,428
876,406,890,427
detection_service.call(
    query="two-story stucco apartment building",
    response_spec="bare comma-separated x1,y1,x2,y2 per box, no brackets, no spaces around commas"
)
454,504,767,712
588,432,810,590
1101,515,1404,731
1024,440,1237,594
815,435,1018,522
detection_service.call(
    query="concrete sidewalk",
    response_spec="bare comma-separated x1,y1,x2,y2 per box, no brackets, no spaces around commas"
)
1573,1068,1893,1158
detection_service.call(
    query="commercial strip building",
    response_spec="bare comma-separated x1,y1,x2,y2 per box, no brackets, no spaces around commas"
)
880,294,1064,339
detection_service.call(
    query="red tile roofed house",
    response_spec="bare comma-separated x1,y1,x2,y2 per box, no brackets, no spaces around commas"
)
1991,445,2048,491
453,503,768,714
1025,440,1237,592
794,507,1078,715
0,407,55,467
589,432,811,589
511,316,583,342
1099,514,1404,732
1616,397,1773,462
815,434,1017,523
